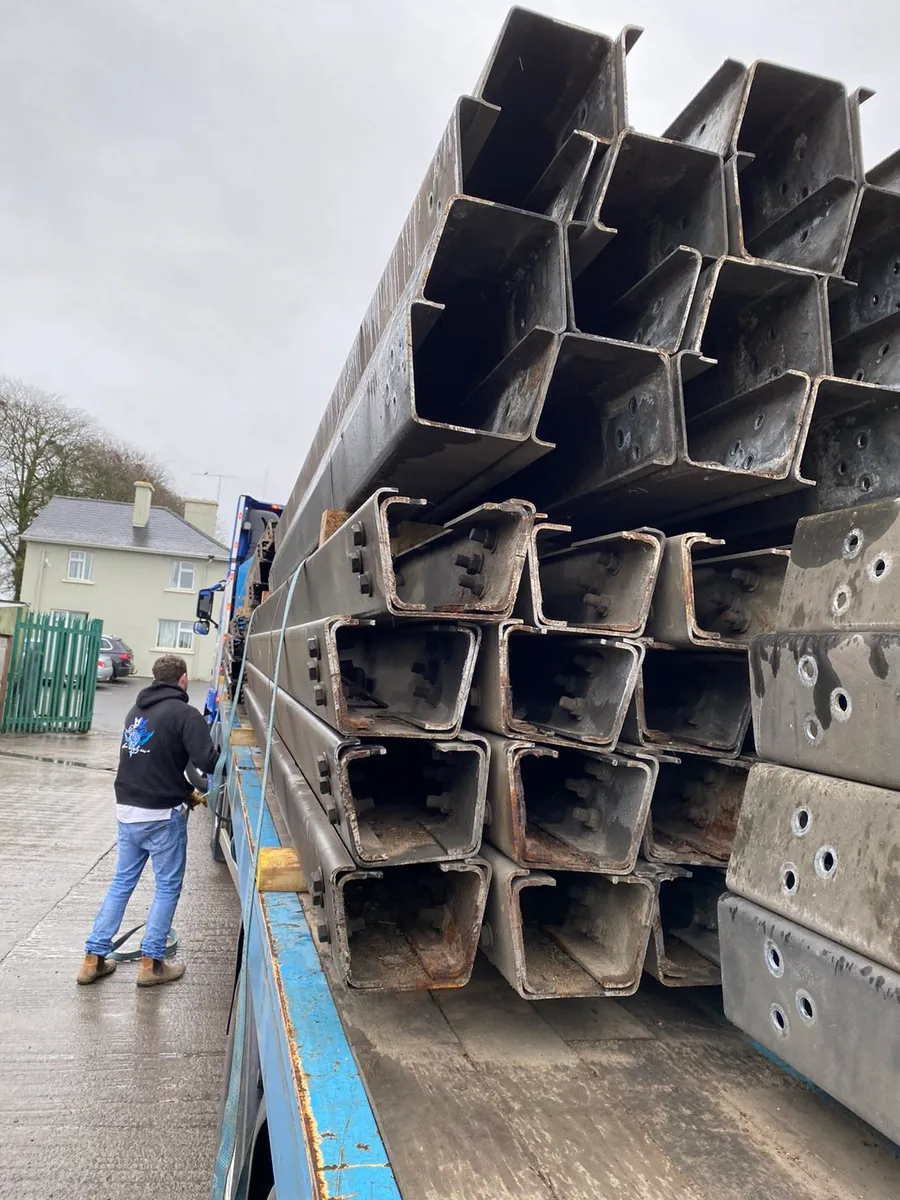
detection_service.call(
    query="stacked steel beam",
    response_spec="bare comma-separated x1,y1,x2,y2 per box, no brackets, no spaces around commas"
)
238,7,899,1125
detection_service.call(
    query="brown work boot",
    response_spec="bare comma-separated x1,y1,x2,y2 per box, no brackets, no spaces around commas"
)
76,953,117,985
136,955,185,987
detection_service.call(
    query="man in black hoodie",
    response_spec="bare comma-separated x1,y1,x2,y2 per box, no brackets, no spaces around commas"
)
77,654,220,987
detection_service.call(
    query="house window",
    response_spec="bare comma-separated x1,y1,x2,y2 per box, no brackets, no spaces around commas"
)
66,550,93,581
169,560,196,591
157,619,194,651
52,609,89,622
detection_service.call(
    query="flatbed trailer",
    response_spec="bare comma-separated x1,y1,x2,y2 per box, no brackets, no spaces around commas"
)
213,721,900,1200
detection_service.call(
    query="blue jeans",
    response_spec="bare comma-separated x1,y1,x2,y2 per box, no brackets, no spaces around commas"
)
86,810,187,961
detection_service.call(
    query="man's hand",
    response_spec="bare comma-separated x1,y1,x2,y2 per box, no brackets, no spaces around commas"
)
187,790,208,811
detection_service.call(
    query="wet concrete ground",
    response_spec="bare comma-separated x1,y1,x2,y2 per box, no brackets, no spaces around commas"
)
0,680,240,1199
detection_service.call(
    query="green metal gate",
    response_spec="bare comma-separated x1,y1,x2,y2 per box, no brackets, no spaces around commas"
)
1,610,103,734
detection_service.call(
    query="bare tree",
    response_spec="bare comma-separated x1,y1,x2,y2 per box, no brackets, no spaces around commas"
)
0,375,184,599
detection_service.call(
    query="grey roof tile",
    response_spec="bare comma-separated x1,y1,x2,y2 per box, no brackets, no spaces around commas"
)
22,496,228,559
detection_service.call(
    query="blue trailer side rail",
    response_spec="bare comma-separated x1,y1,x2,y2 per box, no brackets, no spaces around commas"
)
220,740,401,1199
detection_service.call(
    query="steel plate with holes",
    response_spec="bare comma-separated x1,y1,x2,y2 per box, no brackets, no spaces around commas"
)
480,843,656,999
777,497,900,631
726,762,900,972
719,894,900,1145
749,631,900,788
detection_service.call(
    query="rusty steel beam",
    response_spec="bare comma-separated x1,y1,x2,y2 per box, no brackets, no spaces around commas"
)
727,762,900,973
776,497,900,633
622,647,752,757
273,195,566,574
481,731,655,874
246,667,488,868
480,843,657,998
470,621,643,750
515,523,664,636
267,730,489,991
830,185,900,388
665,60,863,275
567,131,726,352
267,491,534,621
644,866,724,987
646,534,789,649
471,9,636,208
749,632,900,789
247,618,480,739
643,755,750,866
720,895,900,1146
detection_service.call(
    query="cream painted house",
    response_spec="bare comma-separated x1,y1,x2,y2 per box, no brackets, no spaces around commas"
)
19,483,228,680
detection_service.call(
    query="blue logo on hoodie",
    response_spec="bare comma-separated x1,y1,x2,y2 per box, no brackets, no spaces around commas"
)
122,716,154,758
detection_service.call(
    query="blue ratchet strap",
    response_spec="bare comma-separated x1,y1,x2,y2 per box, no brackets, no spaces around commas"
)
210,560,304,1200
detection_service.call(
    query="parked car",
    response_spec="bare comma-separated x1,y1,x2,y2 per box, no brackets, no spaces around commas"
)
100,636,135,679
97,652,114,684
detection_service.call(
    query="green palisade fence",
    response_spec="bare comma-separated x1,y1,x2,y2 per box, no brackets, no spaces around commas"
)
1,611,103,734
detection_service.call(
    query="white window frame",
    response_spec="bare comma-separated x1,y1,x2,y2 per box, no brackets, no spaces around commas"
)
169,560,196,591
52,609,88,622
66,549,93,582
156,619,194,652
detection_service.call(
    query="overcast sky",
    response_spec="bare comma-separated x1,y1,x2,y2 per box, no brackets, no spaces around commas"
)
0,0,897,532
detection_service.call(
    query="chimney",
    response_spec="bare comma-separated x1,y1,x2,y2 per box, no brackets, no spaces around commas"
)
132,481,154,528
183,497,218,538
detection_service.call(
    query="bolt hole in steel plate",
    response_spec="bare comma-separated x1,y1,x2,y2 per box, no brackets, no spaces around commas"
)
797,655,817,686
764,938,784,977
791,806,812,837
843,529,864,560
770,1003,790,1037
781,862,799,894
804,714,823,744
831,587,852,616
868,555,891,581
830,688,851,720
796,989,816,1025
815,845,838,879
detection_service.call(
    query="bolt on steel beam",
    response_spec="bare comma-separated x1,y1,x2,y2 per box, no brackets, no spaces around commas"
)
726,763,900,974
646,534,789,649
567,131,727,349
643,755,750,866
245,667,488,868
799,377,900,514
830,185,900,388
481,731,656,874
480,843,657,999
622,647,753,758
269,490,534,620
515,523,664,636
665,60,863,275
776,497,900,633
469,10,639,209
247,618,481,739
644,866,725,987
267,730,489,992
273,195,566,571
720,894,900,1146
749,631,900,790
470,621,643,750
